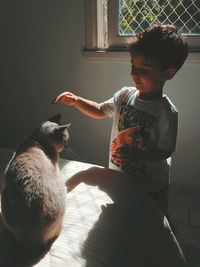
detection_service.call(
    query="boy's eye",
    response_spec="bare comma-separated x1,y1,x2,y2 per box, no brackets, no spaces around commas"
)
139,68,148,75
131,66,148,75
131,65,136,71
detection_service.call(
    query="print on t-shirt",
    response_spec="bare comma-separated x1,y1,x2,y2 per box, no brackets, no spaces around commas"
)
111,102,157,174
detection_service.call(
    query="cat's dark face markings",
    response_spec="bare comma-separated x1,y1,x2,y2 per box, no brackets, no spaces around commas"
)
31,114,70,152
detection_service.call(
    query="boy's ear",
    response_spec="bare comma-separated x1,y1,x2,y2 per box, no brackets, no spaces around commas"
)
163,68,176,81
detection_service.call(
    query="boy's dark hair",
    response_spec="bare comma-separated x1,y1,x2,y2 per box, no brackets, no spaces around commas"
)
128,24,188,71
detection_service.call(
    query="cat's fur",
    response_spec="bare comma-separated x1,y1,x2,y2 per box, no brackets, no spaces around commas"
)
0,114,70,266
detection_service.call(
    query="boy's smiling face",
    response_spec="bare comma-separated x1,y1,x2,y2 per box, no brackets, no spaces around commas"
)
130,53,171,99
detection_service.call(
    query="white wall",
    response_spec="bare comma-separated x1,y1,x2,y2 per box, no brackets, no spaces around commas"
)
1,0,200,186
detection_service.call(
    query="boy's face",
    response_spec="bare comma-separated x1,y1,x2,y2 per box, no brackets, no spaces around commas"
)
130,53,169,98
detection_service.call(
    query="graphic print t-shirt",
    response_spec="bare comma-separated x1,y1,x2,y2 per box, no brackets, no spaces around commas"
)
100,87,178,191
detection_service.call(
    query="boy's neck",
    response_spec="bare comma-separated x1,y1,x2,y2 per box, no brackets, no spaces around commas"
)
138,89,164,101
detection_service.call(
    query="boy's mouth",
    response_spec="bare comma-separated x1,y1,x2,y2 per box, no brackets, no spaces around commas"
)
135,81,142,87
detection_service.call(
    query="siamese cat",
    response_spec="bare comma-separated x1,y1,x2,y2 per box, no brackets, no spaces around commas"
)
1,114,70,266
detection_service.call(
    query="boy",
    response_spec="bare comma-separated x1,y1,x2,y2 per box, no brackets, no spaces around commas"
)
52,24,188,215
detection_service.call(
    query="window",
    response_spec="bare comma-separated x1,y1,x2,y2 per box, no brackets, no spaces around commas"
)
83,0,200,61
119,0,200,36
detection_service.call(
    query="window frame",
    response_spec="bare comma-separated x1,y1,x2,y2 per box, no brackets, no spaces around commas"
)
83,0,200,62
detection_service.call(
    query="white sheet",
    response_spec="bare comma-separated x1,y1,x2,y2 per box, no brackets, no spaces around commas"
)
36,159,188,267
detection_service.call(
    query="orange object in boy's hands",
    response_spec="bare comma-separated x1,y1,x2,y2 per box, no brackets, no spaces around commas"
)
52,92,78,106
112,146,137,165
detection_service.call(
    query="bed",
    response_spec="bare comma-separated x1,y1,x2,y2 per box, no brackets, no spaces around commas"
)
0,148,188,267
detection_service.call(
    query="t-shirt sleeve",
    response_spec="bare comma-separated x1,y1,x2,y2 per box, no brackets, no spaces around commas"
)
156,109,178,153
99,97,115,117
99,87,130,118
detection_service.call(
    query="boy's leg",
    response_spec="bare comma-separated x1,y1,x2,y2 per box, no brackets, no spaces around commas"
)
150,185,176,233
150,185,169,216
150,185,175,229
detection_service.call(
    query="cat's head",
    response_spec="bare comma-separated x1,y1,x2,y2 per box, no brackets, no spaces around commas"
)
30,114,70,152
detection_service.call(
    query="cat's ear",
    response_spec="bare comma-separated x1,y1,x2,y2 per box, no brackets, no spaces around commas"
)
57,124,71,131
65,124,71,130
48,114,61,123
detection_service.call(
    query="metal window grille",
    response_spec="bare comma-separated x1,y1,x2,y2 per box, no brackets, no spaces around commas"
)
119,0,200,36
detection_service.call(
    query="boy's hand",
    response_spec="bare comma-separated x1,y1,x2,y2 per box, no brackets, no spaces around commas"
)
112,146,172,163
52,92,78,106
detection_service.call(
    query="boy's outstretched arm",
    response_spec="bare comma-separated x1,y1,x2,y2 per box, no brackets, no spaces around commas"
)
52,92,107,119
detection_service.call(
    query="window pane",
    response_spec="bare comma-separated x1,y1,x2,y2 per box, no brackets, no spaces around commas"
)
119,0,200,36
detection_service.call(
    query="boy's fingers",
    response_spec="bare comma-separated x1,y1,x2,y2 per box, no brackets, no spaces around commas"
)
52,99,58,104
54,94,66,103
52,96,62,104
115,147,127,153
52,92,72,104
112,152,126,159
52,97,62,104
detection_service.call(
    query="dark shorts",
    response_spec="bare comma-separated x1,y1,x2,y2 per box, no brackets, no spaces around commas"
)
150,184,169,215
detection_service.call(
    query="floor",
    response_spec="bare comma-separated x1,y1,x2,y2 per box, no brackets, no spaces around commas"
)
0,148,199,266
168,182,200,267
